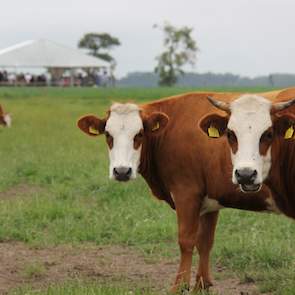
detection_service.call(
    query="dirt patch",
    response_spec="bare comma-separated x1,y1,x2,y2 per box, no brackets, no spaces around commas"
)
0,184,44,200
0,242,263,295
213,278,259,295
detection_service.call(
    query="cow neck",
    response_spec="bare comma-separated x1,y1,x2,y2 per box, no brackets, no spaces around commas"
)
138,104,175,210
267,139,295,218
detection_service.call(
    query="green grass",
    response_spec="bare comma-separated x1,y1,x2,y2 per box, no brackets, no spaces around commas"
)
0,87,294,295
23,262,46,279
10,282,156,295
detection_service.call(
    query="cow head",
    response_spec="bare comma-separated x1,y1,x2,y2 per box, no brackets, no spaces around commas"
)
199,94,295,193
0,105,11,127
77,103,169,182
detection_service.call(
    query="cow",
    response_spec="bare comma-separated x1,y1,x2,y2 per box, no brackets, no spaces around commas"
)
0,104,11,127
198,87,295,220
77,89,286,292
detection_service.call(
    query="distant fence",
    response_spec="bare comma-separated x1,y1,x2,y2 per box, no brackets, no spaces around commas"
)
0,80,98,87
0,77,112,87
0,82,48,87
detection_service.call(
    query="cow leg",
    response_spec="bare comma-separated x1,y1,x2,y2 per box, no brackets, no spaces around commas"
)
170,191,201,293
194,211,219,291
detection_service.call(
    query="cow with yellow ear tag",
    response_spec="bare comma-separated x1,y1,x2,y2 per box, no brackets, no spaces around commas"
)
77,88,295,293
199,87,295,221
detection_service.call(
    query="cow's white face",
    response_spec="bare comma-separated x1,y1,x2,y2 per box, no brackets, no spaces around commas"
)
105,103,143,181
227,95,272,191
77,103,169,182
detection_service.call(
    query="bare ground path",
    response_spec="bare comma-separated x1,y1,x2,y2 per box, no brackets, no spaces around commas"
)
0,242,261,295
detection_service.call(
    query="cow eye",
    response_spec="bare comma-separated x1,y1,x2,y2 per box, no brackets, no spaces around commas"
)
134,130,144,149
136,131,144,138
134,130,144,140
226,129,237,143
261,130,273,142
104,131,113,148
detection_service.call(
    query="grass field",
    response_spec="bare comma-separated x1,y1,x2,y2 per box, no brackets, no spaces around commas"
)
0,87,295,295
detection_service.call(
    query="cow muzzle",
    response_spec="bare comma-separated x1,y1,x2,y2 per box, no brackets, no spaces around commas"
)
113,166,132,182
235,168,261,193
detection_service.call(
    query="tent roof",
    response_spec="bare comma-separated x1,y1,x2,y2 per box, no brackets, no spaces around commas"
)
0,39,109,68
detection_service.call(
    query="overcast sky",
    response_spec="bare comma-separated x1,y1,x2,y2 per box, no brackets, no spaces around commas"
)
1,0,294,77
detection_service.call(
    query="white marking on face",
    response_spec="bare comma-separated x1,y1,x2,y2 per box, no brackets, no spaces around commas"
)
105,103,143,180
4,114,11,127
200,196,224,216
228,95,272,184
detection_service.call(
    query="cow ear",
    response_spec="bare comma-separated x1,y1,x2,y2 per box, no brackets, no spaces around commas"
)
144,112,169,136
273,113,295,140
77,115,106,137
199,113,228,139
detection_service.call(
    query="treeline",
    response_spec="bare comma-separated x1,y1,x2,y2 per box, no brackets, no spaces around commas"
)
117,72,295,88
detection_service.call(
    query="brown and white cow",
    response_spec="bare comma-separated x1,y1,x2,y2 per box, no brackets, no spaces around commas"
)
0,104,11,127
199,88,295,219
77,90,284,292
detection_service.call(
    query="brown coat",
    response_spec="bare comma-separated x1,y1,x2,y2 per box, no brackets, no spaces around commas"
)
0,104,9,126
140,91,275,211
137,90,285,291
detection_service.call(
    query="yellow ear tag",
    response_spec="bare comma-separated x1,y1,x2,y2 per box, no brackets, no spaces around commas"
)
89,126,100,135
152,122,160,132
284,126,294,139
208,126,220,138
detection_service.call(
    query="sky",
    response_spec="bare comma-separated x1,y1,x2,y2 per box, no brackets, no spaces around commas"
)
1,0,295,78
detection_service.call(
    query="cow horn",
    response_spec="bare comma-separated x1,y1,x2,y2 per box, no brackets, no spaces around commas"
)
271,98,295,113
207,96,230,113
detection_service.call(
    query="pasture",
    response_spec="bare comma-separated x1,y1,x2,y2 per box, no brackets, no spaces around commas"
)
0,87,294,295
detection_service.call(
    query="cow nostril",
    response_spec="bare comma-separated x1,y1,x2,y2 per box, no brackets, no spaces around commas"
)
113,167,132,181
126,168,132,177
235,169,241,178
251,170,257,180
235,168,257,185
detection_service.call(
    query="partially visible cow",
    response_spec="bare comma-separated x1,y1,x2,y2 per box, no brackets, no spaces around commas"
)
199,87,295,219
0,104,11,127
77,89,287,292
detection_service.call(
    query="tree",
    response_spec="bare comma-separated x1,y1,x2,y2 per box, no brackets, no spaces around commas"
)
154,23,198,86
78,33,121,63
269,74,274,87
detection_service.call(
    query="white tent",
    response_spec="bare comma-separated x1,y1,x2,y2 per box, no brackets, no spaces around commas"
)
0,39,109,68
